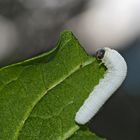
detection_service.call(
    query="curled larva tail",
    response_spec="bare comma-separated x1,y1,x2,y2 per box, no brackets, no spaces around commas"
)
75,47,127,125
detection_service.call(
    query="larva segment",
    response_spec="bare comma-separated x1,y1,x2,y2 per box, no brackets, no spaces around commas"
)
75,47,127,125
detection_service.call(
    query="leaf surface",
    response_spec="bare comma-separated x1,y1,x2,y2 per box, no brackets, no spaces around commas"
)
0,31,106,140
69,128,106,140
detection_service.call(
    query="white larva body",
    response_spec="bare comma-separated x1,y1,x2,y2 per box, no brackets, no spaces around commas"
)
75,47,127,124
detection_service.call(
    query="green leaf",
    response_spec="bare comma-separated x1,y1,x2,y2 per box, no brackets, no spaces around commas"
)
0,31,106,140
69,128,106,140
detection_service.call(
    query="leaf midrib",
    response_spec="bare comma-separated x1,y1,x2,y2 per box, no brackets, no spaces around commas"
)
14,58,95,140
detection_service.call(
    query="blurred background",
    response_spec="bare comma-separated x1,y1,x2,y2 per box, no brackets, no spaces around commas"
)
0,0,140,139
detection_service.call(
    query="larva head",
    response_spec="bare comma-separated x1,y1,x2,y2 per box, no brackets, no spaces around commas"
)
96,49,105,60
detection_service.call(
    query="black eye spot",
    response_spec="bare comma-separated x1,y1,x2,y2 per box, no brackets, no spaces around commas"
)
96,49,105,60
